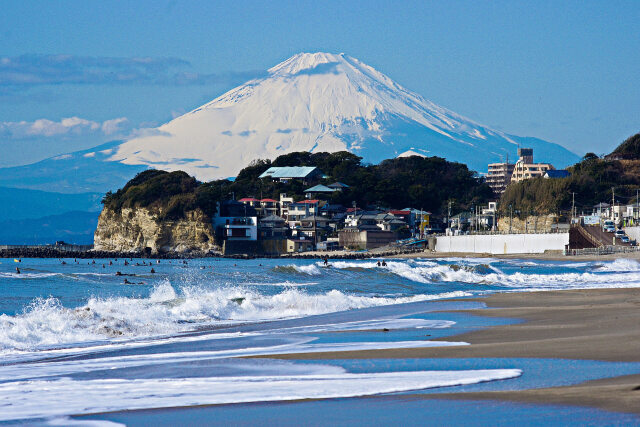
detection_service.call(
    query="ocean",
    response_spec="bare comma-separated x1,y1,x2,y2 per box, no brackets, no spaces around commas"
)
1,256,640,425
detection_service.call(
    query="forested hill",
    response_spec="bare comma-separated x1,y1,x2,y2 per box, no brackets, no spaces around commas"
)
102,151,493,220
606,133,640,160
499,132,640,215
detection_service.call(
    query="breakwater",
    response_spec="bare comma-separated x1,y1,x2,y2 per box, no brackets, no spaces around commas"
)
0,246,424,260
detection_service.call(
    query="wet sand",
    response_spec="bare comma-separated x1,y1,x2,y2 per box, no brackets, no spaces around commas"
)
262,288,640,415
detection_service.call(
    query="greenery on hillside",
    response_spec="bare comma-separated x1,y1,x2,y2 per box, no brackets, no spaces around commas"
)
499,133,640,215
102,170,219,220
103,152,493,220
606,133,640,160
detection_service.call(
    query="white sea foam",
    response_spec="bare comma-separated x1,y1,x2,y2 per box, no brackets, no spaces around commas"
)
0,280,469,352
0,272,59,279
273,318,455,334
324,259,640,290
243,281,316,287
594,258,640,272
0,369,521,421
291,264,322,275
0,339,467,383
45,417,126,426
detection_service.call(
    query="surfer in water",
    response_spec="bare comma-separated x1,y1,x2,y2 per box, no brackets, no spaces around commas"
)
150,268,155,274
15,267,20,274
381,260,387,267
377,261,381,267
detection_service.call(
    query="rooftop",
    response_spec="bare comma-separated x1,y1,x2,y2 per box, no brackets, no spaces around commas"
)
304,184,335,193
328,182,350,189
544,170,570,178
259,166,319,179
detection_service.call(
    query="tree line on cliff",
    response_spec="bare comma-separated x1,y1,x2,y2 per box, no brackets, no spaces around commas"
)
102,151,493,220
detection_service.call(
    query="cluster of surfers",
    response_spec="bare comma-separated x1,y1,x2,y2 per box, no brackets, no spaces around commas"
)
12,257,390,279
13,258,196,285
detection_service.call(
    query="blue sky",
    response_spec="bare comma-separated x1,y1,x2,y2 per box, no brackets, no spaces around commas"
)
1,0,638,166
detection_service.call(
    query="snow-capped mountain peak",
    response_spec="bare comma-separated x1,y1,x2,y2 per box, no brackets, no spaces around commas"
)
110,52,578,180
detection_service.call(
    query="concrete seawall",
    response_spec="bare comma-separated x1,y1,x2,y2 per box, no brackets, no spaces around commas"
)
435,233,569,255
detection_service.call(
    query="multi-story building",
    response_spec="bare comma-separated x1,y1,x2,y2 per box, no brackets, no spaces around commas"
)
510,148,555,183
486,148,555,194
486,162,515,195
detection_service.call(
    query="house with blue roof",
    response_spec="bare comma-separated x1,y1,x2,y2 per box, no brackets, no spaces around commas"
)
258,166,324,184
543,170,570,179
304,184,335,196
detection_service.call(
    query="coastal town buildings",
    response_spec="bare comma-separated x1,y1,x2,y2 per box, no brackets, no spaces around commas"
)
212,201,258,241
217,167,443,253
510,148,555,183
486,148,558,194
486,161,515,194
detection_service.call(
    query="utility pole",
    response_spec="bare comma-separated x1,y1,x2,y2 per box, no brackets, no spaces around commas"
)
493,207,496,233
636,188,639,225
509,204,513,234
612,187,615,222
571,192,575,224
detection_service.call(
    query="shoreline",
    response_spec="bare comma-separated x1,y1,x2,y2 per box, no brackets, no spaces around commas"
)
72,288,640,421
259,288,640,415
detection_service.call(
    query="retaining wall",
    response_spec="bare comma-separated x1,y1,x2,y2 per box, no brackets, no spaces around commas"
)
435,233,569,254
624,226,640,242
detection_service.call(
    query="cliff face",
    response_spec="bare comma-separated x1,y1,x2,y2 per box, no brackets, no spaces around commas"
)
93,207,218,254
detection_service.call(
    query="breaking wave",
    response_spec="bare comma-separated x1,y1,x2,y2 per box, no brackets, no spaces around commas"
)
305,259,640,290
0,281,468,352
272,264,322,275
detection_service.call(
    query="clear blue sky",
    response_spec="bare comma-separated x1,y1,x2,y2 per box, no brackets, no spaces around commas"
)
1,0,638,166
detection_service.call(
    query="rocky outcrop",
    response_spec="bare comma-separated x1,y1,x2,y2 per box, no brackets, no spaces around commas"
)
93,207,219,254
497,214,559,233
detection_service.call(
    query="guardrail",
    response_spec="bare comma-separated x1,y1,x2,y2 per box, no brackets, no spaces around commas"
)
567,245,640,256
440,229,569,236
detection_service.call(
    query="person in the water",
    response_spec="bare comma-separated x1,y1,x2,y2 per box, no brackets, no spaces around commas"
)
150,268,155,274
15,267,20,274
381,260,387,267
377,261,381,267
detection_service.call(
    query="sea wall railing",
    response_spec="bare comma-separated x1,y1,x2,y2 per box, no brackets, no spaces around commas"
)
567,245,640,256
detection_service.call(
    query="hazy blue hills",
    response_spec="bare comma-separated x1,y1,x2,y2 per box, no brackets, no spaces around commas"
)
0,141,146,194
0,187,103,222
0,211,100,245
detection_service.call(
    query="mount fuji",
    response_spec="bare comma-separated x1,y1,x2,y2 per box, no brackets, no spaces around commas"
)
0,52,579,194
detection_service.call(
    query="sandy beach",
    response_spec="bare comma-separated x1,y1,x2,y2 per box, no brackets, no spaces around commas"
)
261,288,640,415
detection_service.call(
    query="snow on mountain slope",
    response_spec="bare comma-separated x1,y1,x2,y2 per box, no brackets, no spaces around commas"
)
111,52,579,180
